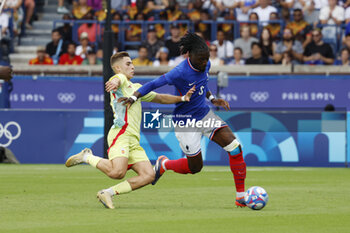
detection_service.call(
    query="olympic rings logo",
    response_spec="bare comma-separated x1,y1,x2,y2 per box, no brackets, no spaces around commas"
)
57,93,76,103
0,121,21,147
250,92,269,103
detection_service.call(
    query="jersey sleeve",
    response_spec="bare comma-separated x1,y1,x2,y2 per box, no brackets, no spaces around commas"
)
140,91,157,102
164,66,181,85
109,73,128,89
135,83,157,102
137,75,168,96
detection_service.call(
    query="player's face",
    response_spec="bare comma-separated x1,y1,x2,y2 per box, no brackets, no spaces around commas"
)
117,57,135,79
190,51,209,72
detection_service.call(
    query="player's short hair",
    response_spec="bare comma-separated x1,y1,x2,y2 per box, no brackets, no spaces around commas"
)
179,32,209,55
110,51,130,68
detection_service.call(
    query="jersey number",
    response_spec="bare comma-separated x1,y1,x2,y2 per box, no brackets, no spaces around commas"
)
198,86,205,95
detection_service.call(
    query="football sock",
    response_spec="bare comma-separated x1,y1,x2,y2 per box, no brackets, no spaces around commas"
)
164,158,192,174
84,154,102,168
111,181,132,195
236,192,245,198
104,188,115,196
229,148,246,193
224,140,246,194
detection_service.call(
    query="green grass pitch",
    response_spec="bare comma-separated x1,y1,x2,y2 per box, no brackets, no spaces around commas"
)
0,165,349,233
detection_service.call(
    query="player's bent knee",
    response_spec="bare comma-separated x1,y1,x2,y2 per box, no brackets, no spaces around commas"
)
108,170,126,179
145,173,155,184
223,139,242,156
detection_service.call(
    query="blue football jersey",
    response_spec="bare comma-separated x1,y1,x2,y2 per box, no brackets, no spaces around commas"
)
164,58,211,121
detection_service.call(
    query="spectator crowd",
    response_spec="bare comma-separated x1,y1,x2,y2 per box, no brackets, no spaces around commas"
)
2,0,350,66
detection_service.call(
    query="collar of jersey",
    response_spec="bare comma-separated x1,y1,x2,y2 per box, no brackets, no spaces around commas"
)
187,58,200,72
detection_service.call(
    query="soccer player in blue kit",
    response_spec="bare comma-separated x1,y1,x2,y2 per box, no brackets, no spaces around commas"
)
122,32,247,207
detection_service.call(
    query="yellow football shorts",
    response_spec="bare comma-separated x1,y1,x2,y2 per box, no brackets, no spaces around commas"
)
107,128,149,165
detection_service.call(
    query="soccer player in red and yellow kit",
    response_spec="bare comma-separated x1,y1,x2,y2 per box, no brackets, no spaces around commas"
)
65,52,195,209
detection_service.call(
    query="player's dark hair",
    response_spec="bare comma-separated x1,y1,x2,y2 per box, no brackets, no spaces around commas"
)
179,32,209,55
110,51,130,68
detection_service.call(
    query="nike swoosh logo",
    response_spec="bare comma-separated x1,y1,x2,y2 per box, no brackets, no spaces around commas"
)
188,82,196,86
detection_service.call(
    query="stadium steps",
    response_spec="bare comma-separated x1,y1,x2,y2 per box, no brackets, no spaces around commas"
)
10,53,36,64
14,46,38,54
18,36,52,46
39,5,59,13
25,29,52,36
41,13,63,21
10,46,37,64
11,0,64,64
32,21,54,30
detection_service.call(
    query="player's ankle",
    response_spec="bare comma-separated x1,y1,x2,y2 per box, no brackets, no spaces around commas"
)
104,188,115,196
162,158,168,171
236,192,245,199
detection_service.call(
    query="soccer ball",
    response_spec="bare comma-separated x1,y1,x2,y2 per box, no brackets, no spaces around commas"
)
244,186,269,210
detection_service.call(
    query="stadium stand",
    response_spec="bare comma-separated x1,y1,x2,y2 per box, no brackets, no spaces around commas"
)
3,0,350,66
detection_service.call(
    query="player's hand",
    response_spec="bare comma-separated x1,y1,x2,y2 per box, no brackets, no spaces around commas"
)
184,85,196,102
212,98,230,110
105,78,120,92
0,66,13,81
118,97,135,108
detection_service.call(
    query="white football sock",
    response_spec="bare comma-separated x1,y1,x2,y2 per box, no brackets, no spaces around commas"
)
236,192,245,198
104,188,115,196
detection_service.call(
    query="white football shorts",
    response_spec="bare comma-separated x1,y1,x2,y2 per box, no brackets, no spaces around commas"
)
174,110,228,156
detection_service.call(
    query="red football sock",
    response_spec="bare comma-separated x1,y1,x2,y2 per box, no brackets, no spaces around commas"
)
229,151,246,193
164,158,192,174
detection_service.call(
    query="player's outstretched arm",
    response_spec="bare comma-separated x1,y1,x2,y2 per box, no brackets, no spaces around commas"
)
120,75,168,106
105,78,121,92
151,86,196,104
